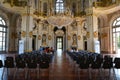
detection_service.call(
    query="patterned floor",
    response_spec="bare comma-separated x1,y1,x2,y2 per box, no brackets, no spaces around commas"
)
0,50,120,80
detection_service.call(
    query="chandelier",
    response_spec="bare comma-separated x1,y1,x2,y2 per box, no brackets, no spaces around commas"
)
47,8,73,29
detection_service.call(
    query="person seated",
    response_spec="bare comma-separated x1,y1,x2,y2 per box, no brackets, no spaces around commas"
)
46,47,50,53
50,47,54,54
39,46,43,52
70,48,73,52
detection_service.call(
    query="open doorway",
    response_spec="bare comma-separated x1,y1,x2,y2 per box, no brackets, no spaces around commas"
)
32,35,36,50
56,36,63,50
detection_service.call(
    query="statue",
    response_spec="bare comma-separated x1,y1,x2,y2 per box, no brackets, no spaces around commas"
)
72,34,77,46
42,34,47,46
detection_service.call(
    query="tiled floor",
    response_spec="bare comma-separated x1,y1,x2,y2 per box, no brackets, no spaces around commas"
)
0,50,120,80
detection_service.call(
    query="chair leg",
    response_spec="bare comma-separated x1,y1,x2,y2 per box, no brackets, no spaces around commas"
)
113,68,117,80
13,68,17,80
88,68,91,80
108,69,111,80
101,68,105,80
78,68,80,80
25,68,28,80
7,68,8,77
37,68,39,79
23,68,26,79
96,69,101,80
1,67,5,80
28,69,30,80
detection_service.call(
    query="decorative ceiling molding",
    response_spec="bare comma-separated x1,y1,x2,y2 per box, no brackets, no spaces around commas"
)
55,30,64,36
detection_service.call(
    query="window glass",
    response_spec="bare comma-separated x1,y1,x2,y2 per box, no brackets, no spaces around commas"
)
0,21,2,25
2,33,5,37
113,21,116,26
117,17,120,21
0,32,2,37
2,20,6,25
116,21,120,26
56,0,64,13
0,27,2,31
3,28,6,31
0,37,2,41
0,17,7,51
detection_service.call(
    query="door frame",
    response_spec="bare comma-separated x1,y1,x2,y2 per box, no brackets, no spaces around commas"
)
56,36,63,50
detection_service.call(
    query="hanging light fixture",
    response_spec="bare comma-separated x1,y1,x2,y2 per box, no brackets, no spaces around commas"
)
47,8,73,29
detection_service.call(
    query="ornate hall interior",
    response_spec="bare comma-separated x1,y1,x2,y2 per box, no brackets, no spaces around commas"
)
0,0,120,80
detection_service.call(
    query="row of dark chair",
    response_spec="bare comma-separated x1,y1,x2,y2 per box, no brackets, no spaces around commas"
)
67,50,120,80
0,50,54,80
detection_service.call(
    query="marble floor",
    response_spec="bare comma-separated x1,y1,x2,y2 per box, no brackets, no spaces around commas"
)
0,50,120,80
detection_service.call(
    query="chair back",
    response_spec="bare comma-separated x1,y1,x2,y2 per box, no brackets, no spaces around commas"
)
114,58,120,68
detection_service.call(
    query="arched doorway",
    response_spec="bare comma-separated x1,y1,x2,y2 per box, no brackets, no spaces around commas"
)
56,36,63,50
54,27,66,51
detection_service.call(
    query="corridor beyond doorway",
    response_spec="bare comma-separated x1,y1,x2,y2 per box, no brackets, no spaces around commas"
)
56,37,63,50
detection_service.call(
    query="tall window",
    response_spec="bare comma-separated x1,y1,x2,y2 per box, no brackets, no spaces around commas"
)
55,0,64,13
112,17,120,53
0,17,7,52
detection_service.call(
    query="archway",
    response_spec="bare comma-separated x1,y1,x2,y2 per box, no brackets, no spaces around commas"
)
54,27,66,51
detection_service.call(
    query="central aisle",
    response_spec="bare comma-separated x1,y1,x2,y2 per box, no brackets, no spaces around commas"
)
49,49,77,80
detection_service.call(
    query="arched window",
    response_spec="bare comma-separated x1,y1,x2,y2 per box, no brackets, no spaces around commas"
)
55,0,64,13
112,17,120,53
0,17,7,52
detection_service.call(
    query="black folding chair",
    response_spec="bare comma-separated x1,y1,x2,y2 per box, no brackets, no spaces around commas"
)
14,56,27,79
2,57,15,79
113,57,120,80
0,60,3,79
102,57,113,80
27,59,38,79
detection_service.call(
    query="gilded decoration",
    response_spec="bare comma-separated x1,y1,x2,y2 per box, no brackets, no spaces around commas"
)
11,32,18,39
48,35,52,40
93,31,98,38
21,31,26,38
29,31,33,38
78,35,81,40
86,32,90,38
68,35,71,40
38,35,41,40
101,33,107,38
